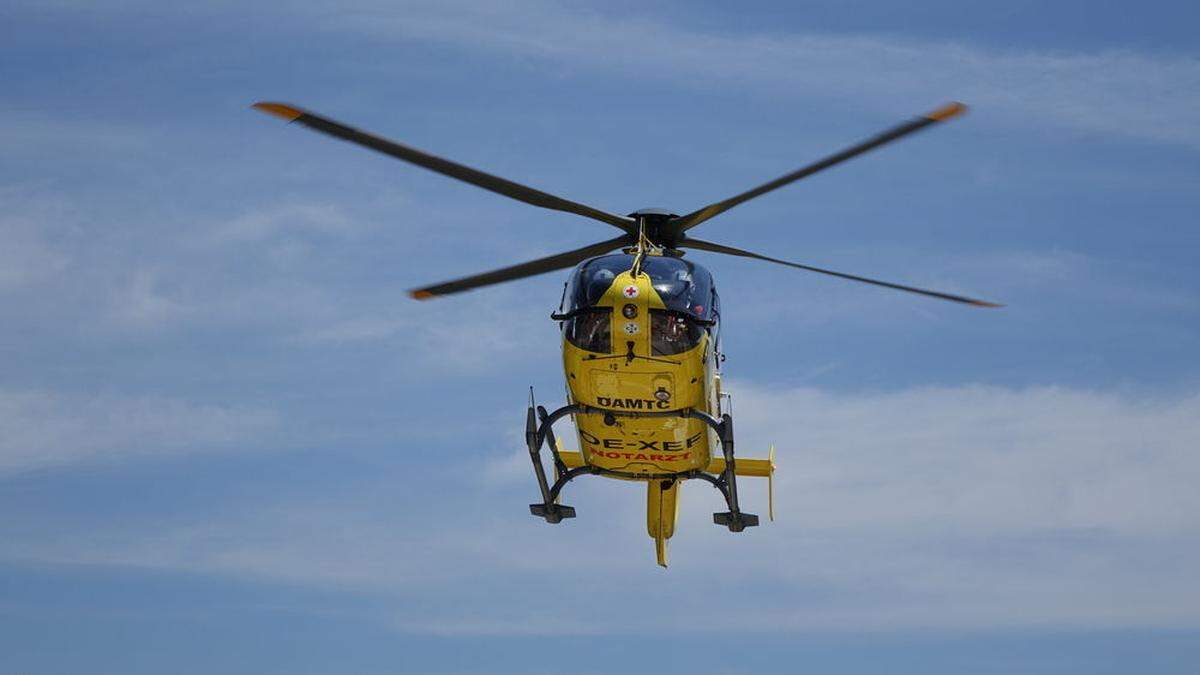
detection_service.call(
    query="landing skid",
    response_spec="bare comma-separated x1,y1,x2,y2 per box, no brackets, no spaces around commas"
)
523,392,758,532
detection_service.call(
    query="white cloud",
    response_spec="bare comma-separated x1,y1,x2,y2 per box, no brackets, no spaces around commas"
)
12,2,1196,147
946,250,1200,311
205,203,357,244
0,184,554,378
7,383,1199,632
391,615,605,637
328,0,1200,147
299,314,411,343
0,108,150,155
728,382,1200,536
0,186,80,291
290,281,558,375
106,269,188,327
0,389,280,474
0,216,69,290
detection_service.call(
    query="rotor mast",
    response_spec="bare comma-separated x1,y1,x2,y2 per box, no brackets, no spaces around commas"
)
628,208,682,251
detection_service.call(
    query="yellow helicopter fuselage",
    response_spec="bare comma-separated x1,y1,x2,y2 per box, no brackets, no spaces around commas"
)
562,268,719,477
559,264,724,566
543,252,772,566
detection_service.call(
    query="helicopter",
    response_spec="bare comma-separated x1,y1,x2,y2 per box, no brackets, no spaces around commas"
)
253,100,998,566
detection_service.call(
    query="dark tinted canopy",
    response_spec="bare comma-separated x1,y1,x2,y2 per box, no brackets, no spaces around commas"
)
566,254,717,321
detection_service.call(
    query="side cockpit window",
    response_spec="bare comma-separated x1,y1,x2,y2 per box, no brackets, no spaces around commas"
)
650,310,705,356
564,309,611,353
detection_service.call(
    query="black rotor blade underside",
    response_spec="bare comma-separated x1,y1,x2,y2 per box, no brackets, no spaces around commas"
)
680,237,1000,307
668,103,968,235
410,235,633,299
253,103,635,232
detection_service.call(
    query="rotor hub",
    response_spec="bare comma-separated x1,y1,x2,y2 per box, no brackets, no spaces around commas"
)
628,208,681,248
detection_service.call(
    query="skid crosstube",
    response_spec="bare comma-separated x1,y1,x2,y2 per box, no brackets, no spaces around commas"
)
523,394,759,532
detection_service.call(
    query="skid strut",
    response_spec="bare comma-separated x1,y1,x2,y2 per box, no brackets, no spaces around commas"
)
524,393,758,531
525,393,576,523
711,412,759,531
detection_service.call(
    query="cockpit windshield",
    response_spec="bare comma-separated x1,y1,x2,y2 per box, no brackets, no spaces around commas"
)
565,254,717,321
567,255,628,310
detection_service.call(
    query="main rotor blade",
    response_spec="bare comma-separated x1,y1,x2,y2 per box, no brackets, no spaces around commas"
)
409,235,633,300
669,102,968,234
680,237,1000,307
253,102,635,232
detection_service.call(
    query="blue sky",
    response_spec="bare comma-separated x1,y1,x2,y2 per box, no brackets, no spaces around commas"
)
2,1,1199,673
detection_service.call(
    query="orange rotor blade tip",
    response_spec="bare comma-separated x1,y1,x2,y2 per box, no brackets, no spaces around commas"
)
252,102,303,121
409,289,436,300
926,101,968,122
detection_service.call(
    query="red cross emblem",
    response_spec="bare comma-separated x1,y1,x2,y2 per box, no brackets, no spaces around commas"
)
623,285,639,298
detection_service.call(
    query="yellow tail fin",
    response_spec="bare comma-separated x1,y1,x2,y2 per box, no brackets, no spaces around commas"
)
647,479,680,568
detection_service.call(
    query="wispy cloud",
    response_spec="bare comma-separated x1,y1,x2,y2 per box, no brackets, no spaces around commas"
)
204,203,359,244
0,186,547,373
327,0,1200,148
105,269,188,327
7,383,1198,631
0,389,279,474
0,213,69,290
729,383,1200,536
0,108,151,155
11,2,1196,148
